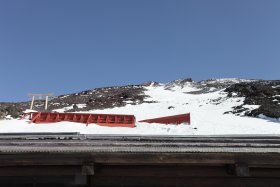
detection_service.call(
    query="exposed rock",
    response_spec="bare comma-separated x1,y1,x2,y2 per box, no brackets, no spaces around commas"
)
186,78,251,95
141,81,160,87
225,81,280,118
50,85,151,112
0,103,28,119
73,104,78,110
0,84,152,119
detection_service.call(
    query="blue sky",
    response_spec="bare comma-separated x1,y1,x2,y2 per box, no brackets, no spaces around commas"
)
0,0,279,101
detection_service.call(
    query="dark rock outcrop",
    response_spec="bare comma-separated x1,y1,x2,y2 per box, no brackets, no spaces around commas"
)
0,85,152,119
225,81,280,118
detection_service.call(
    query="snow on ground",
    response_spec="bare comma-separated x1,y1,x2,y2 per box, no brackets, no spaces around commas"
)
0,84,280,135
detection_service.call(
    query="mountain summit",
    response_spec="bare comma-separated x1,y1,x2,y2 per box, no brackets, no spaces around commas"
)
1,78,279,120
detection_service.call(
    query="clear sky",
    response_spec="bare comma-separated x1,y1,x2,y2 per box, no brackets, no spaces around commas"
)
0,0,279,101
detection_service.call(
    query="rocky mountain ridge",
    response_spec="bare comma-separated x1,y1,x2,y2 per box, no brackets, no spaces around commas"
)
0,78,279,120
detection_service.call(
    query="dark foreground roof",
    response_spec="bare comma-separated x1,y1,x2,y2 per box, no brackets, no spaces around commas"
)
0,133,280,187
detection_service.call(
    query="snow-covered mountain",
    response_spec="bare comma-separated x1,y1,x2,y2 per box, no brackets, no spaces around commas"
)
0,78,279,135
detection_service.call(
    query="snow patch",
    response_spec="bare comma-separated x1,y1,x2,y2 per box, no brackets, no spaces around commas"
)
59,95,69,99
258,114,280,122
243,105,260,110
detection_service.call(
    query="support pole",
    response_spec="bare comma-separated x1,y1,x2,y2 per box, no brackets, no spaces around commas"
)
30,96,35,110
45,96,49,110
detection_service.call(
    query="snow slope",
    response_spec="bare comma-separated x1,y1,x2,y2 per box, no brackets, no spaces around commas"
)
0,79,279,135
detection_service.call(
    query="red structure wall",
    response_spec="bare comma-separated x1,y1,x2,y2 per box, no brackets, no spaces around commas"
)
139,113,190,125
29,112,136,127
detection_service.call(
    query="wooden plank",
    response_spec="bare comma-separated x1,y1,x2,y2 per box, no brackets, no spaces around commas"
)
0,176,76,186
250,167,280,177
0,152,279,166
28,93,53,97
90,176,280,187
90,153,280,165
95,165,233,177
0,166,82,176
96,165,280,178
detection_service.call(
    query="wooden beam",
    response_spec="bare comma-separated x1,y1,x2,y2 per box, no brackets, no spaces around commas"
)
90,176,280,187
235,162,250,177
0,152,280,167
82,163,95,175
28,93,53,97
0,166,82,176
